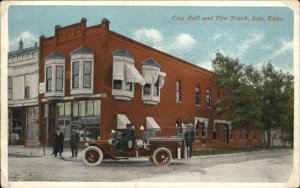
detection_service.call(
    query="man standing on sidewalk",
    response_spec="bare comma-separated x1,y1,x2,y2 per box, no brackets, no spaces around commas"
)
53,128,64,158
69,129,80,158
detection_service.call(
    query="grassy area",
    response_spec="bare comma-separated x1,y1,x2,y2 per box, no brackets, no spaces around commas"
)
192,146,293,156
192,147,261,156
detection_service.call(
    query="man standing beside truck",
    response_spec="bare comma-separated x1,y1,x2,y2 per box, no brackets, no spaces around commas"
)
69,129,80,158
184,127,196,158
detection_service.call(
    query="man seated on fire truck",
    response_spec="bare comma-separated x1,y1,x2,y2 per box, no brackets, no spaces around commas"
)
111,123,136,152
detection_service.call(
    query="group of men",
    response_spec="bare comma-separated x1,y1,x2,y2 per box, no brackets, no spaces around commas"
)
53,128,80,158
53,123,197,159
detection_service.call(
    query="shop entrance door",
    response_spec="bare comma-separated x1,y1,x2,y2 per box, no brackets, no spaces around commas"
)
10,108,24,145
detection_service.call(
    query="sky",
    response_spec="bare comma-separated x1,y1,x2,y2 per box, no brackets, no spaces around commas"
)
8,5,294,73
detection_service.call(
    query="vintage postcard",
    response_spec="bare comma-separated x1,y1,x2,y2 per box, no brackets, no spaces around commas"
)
1,1,299,188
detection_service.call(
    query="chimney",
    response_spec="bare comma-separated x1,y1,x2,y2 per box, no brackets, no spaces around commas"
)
101,18,110,30
19,38,23,50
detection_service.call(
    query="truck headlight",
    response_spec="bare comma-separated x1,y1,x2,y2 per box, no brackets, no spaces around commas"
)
85,142,89,147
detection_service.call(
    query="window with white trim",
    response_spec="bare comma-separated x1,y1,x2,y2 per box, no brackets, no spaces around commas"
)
141,58,166,105
206,89,211,107
112,49,145,101
72,61,80,88
176,81,181,103
46,66,52,92
83,61,92,88
44,51,65,97
24,75,30,99
70,46,94,95
195,86,200,105
143,84,151,95
56,66,63,91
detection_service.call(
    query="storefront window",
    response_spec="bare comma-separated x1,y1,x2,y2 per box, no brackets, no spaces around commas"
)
27,106,38,140
72,102,79,117
58,103,64,116
86,101,94,116
65,102,71,116
94,100,100,115
79,101,86,116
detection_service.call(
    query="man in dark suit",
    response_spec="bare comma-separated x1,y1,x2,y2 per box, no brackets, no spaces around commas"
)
184,128,196,158
53,128,64,158
69,129,80,158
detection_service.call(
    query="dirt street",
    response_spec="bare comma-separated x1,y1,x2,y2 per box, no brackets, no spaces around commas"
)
7,149,293,183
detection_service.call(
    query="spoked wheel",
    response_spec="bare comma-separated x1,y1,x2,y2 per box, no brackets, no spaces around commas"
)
152,147,172,166
82,146,103,166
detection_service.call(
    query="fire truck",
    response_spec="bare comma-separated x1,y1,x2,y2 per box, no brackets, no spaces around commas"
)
82,123,196,166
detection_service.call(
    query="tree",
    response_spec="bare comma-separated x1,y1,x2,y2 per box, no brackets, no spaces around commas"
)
261,63,294,147
212,52,262,147
212,53,293,148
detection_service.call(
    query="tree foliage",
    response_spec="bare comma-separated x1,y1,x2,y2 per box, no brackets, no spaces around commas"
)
212,53,294,147
212,52,262,131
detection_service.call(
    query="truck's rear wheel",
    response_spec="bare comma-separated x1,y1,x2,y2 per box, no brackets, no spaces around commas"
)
152,147,172,166
83,146,103,166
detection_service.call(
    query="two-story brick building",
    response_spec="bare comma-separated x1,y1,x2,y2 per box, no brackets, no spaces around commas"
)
37,18,260,148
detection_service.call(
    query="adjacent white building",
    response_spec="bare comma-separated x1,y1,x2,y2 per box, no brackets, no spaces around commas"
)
8,39,39,146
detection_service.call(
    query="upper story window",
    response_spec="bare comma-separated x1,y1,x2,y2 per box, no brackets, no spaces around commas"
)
83,61,92,88
112,49,145,101
206,89,211,107
56,66,63,91
142,58,166,105
24,75,30,99
70,46,94,95
8,77,13,100
46,66,52,91
72,61,80,88
176,81,181,103
44,51,65,97
195,86,200,105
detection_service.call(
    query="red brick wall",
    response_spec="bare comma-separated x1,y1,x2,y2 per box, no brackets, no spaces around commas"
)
38,19,260,148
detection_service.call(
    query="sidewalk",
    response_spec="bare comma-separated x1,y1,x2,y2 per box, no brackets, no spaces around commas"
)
8,145,84,162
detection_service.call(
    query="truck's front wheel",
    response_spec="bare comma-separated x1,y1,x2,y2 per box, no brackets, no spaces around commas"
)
152,147,172,166
83,146,103,166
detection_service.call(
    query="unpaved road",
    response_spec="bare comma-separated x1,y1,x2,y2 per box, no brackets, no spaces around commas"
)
6,149,293,183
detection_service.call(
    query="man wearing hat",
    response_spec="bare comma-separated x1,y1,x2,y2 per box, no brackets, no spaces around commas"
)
53,128,64,157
